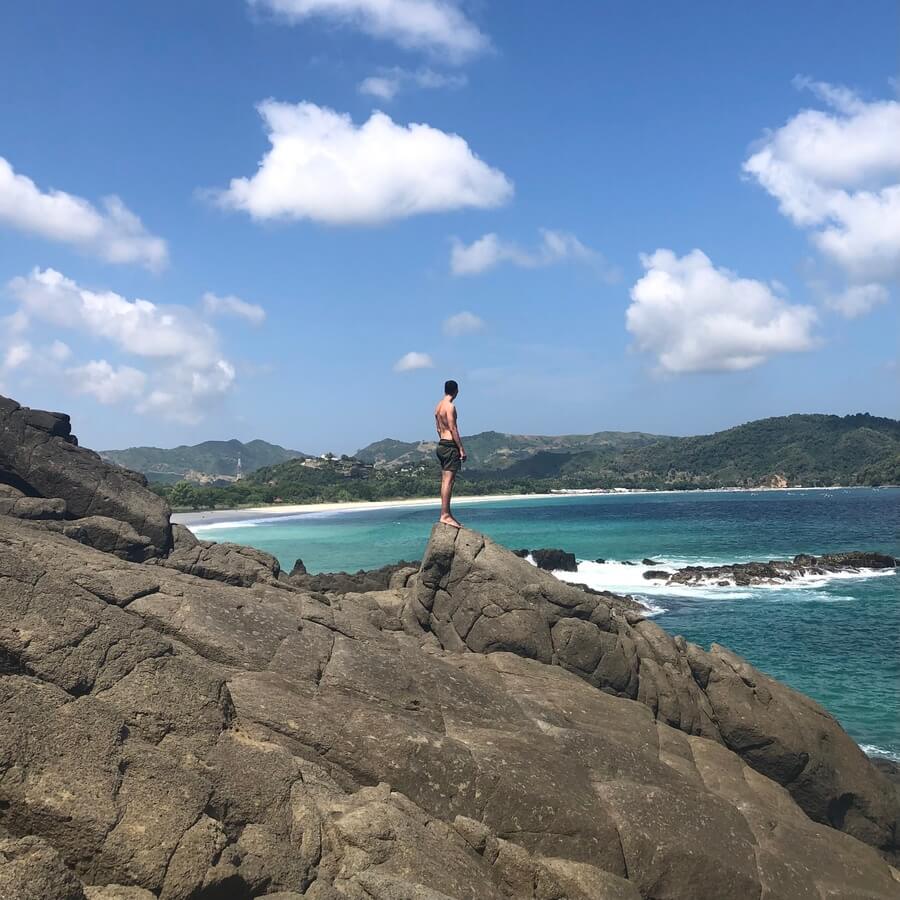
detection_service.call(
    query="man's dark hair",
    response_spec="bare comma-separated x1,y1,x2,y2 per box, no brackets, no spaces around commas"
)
444,379,459,396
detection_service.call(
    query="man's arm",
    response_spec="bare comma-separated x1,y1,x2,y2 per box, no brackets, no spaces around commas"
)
451,407,466,460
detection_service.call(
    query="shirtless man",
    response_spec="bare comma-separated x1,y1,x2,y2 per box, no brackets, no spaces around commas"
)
434,379,466,528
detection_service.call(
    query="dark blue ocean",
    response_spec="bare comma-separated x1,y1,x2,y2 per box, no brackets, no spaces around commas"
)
189,488,900,759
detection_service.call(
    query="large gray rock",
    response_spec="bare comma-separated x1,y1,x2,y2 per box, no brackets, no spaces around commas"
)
152,535,285,588
0,396,171,555
0,836,86,900
1,514,898,898
411,523,900,861
0,495,67,520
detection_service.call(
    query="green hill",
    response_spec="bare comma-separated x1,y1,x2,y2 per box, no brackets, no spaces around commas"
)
355,429,662,470
102,438,307,484
498,414,900,487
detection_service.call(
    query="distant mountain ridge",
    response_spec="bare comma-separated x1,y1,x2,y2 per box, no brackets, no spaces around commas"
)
355,429,663,470
356,414,900,486
494,413,900,486
102,438,306,484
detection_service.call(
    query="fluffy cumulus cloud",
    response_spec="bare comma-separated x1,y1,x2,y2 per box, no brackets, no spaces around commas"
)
216,100,512,225
202,291,266,325
450,229,602,276
358,66,467,101
0,157,168,270
248,0,488,61
5,268,236,422
393,351,434,372
626,249,818,374
442,310,484,336
743,79,900,313
67,360,147,404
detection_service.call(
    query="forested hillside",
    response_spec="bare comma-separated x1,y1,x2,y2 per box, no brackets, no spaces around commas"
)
153,413,900,508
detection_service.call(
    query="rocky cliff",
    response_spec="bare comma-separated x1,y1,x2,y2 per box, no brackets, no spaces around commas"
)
1,396,898,899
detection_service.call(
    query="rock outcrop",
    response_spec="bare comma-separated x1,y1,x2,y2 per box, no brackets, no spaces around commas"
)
642,551,899,586
410,525,900,860
0,396,171,556
1,396,899,898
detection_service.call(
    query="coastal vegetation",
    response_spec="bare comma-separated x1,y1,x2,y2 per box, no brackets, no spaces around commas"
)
147,413,900,509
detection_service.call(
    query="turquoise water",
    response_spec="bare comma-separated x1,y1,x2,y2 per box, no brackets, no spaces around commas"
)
192,488,900,758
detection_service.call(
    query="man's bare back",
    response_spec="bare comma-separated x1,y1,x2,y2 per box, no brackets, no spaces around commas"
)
434,380,465,528
434,397,456,441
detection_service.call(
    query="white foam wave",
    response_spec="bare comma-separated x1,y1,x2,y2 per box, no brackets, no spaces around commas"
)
541,557,896,607
190,519,263,531
860,744,900,762
524,556,668,616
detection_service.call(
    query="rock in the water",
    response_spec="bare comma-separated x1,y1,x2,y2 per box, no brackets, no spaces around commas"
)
659,551,899,587
0,396,171,555
642,557,660,565
643,569,670,580
530,548,578,571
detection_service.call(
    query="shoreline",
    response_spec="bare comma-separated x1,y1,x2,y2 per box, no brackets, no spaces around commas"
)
174,492,561,528
171,484,883,529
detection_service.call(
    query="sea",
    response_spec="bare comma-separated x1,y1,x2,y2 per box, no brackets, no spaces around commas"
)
188,487,900,761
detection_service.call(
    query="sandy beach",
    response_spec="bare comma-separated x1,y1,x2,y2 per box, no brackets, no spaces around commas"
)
172,492,564,528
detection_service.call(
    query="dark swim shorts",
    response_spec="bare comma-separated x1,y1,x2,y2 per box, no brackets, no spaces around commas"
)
436,439,461,473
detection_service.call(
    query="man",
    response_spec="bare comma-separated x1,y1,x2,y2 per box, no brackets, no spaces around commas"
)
434,379,466,528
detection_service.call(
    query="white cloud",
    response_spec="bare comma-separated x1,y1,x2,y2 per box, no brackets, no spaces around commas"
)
2,342,31,371
626,249,818,374
10,268,219,367
215,100,512,225
6,268,236,421
359,76,400,101
67,360,147,404
48,340,71,362
202,291,266,325
394,351,434,372
0,157,168,270
442,310,484,336
743,79,900,296
450,229,601,276
248,0,488,61
359,66,466,101
825,283,889,318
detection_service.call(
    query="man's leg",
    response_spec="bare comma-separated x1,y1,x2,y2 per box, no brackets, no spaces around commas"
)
439,470,461,527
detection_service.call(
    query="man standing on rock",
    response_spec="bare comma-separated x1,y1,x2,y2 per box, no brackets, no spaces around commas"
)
434,379,466,528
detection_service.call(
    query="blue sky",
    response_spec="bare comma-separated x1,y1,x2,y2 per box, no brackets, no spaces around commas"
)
0,0,897,454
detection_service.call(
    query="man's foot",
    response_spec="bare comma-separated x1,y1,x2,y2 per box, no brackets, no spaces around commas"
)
439,514,462,528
